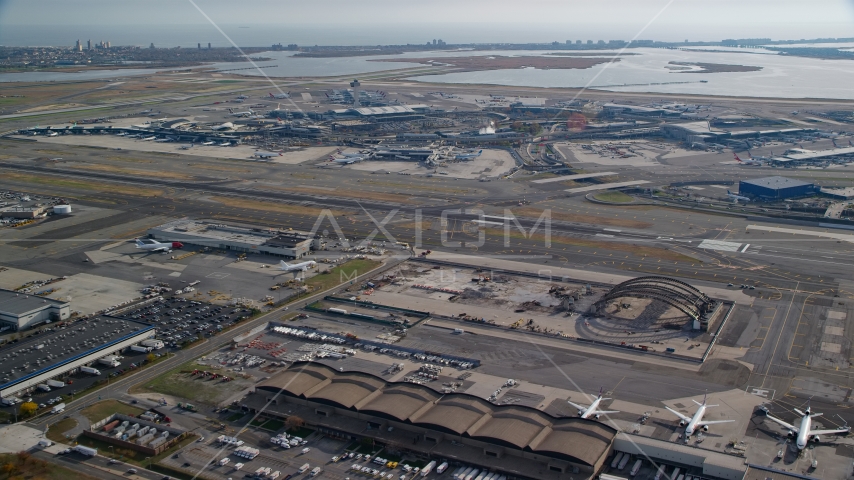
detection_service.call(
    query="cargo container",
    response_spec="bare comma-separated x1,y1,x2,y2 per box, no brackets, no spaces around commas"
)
436,462,449,474
465,469,480,480
611,452,624,469
98,357,120,367
46,379,65,388
130,345,152,353
457,467,473,480
51,403,66,414
671,467,681,480
148,437,167,449
618,453,631,470
421,460,436,476
136,433,155,446
630,459,643,476
653,465,665,480
73,445,97,456
80,366,101,375
328,307,348,315
218,458,230,466
102,420,120,433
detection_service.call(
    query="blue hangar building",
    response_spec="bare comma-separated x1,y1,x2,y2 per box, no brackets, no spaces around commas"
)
738,176,818,200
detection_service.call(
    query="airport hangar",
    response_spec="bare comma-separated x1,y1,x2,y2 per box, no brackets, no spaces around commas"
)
147,219,316,259
0,289,71,332
0,316,155,400
738,176,818,200
249,362,617,479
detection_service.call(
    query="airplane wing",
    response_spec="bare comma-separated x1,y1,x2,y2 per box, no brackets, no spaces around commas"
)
697,419,734,426
592,410,619,415
665,406,693,423
809,427,850,436
764,414,798,433
567,401,589,411
151,246,169,252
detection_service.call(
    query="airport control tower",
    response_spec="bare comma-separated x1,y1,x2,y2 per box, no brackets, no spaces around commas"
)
350,79,361,108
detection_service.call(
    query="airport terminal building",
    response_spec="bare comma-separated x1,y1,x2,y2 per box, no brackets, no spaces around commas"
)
0,316,155,400
0,289,71,331
147,219,314,259
738,176,818,200
248,362,617,479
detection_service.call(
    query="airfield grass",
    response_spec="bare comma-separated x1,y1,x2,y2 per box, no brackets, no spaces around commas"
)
79,399,145,423
68,163,195,180
593,191,635,203
513,206,653,229
485,228,700,263
210,196,350,217
45,418,78,443
2,172,163,197
356,178,482,195
266,185,416,205
306,259,382,292
130,361,255,405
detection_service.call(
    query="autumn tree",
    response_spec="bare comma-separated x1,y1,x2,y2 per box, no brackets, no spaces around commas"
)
285,416,305,430
19,402,37,417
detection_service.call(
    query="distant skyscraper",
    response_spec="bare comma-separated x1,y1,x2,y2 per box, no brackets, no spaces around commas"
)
87,39,91,50
106,41,110,48
75,39,81,51
150,43,155,49
198,43,201,50
208,42,211,49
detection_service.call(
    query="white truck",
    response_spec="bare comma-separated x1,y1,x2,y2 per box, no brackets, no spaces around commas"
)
421,461,437,476
298,464,311,474
51,403,66,414
80,366,101,375
310,467,322,477
436,462,449,474
98,356,120,367
130,345,152,353
36,384,51,392
1,397,21,406
46,379,65,388
141,339,164,349
73,445,98,457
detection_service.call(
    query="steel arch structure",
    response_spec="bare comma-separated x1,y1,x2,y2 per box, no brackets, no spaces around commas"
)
593,276,714,321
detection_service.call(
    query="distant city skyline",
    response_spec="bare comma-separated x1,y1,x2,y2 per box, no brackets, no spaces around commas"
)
1,0,853,46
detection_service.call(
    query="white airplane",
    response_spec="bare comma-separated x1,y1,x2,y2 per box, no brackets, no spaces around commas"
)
269,92,291,99
336,149,370,158
228,108,255,118
155,137,173,143
142,136,157,141
279,260,316,272
763,403,850,451
455,149,483,160
46,131,58,137
180,144,193,150
727,190,751,203
329,155,368,164
567,388,619,419
211,122,236,131
219,142,232,147
665,395,734,437
236,95,250,99
134,238,183,253
116,132,127,136
253,151,282,159
202,141,216,146
733,153,761,166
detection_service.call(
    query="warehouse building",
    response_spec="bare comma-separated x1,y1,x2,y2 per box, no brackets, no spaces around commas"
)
738,176,818,200
0,289,71,331
0,316,155,399
247,362,617,479
147,219,314,259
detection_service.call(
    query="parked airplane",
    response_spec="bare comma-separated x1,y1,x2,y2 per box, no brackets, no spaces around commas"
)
455,149,483,160
336,149,371,158
141,136,157,141
329,155,368,164
46,131,58,137
211,122,236,131
253,151,282,159
202,141,216,146
733,153,762,166
279,260,316,272
220,142,232,147
763,403,850,451
567,388,619,419
666,395,734,437
154,137,173,143
228,108,255,118
134,238,183,253
116,132,127,136
269,92,291,99
727,190,751,203
236,95,250,99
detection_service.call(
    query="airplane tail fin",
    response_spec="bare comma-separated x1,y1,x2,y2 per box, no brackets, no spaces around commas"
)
280,260,290,268
135,238,144,246
733,153,742,162
794,408,806,417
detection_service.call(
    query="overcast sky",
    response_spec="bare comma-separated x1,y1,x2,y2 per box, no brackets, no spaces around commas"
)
2,0,853,44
